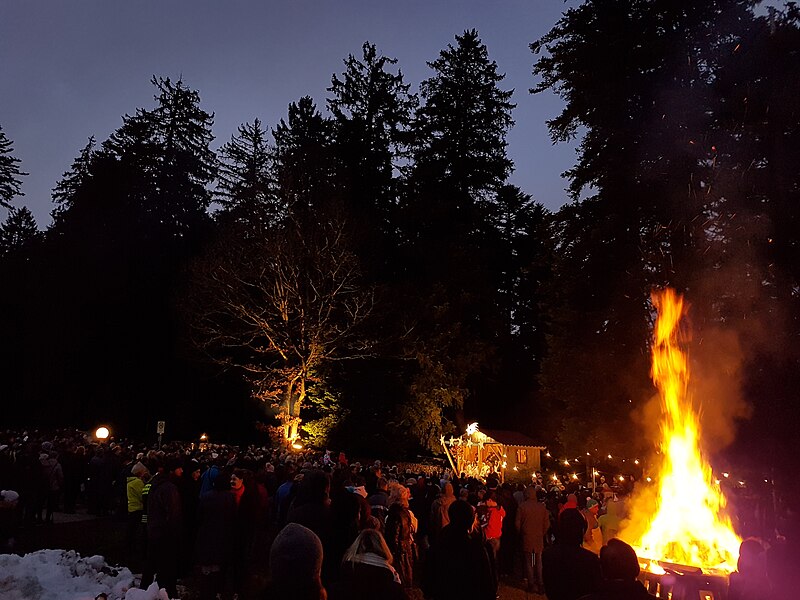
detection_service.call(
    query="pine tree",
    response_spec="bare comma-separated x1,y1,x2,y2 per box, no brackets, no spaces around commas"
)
414,29,515,201
216,119,279,228
327,42,417,275
272,96,336,216
0,206,40,256
392,31,519,448
0,124,27,209
51,136,96,224
328,42,416,214
104,76,216,235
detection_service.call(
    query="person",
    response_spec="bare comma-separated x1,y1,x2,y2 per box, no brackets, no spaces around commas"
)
766,506,800,600
39,448,64,524
598,494,625,544
428,482,456,541
367,477,390,528
142,457,184,598
268,522,326,600
581,538,656,599
0,489,20,552
384,482,417,588
478,489,505,564
729,538,772,600
542,508,602,600
424,500,496,600
126,461,149,552
328,528,406,600
559,493,578,515
516,486,550,594
194,474,237,600
582,497,602,554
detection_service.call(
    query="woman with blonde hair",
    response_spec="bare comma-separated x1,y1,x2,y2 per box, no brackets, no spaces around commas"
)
384,481,417,589
328,528,406,600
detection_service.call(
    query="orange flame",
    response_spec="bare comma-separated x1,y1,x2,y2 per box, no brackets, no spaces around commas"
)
621,288,740,573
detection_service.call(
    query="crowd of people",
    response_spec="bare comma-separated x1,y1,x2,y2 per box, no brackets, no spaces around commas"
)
0,428,798,600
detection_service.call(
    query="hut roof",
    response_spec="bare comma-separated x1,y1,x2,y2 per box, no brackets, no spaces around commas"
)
479,428,544,448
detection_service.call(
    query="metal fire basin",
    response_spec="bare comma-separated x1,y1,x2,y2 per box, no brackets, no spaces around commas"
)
638,562,729,600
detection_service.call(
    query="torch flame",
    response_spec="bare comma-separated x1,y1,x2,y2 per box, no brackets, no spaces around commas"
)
622,288,740,573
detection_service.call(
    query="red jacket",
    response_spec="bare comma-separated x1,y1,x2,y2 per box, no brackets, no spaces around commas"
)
482,502,505,540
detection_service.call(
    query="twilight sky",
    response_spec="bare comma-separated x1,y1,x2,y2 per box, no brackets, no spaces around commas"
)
1,0,578,227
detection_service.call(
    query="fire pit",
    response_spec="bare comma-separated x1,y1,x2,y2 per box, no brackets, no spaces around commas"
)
638,560,729,599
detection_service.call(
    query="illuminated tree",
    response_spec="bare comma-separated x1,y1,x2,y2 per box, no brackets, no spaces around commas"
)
186,217,372,443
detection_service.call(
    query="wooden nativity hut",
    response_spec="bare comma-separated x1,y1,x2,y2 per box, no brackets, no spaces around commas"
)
441,423,545,483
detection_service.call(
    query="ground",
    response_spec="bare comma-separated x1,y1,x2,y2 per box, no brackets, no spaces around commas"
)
10,509,545,599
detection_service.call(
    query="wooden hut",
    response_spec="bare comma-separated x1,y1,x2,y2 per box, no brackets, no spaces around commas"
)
441,423,545,483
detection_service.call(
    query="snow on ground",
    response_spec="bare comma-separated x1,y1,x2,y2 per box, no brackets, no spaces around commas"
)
0,549,170,600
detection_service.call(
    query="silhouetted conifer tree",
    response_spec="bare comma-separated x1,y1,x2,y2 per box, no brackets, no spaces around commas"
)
0,124,27,210
0,206,40,257
216,118,279,228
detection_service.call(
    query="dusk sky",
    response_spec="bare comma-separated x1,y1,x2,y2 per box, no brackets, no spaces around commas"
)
1,0,579,227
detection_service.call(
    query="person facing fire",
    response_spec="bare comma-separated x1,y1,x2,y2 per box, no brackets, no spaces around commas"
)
582,538,656,600
516,486,550,594
542,508,602,600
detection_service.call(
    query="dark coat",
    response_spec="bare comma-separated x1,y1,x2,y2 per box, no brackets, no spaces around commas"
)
147,474,183,542
424,524,496,600
328,561,407,600
516,498,551,553
542,542,602,600
194,489,237,566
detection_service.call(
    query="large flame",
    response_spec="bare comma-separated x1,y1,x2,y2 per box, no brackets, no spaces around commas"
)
622,288,740,573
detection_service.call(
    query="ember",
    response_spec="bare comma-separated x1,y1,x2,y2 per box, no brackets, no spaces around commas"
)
620,289,740,574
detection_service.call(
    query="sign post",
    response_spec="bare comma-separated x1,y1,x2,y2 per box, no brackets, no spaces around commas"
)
157,421,165,449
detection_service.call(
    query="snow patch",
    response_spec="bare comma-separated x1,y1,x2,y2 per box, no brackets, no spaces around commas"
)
0,549,170,600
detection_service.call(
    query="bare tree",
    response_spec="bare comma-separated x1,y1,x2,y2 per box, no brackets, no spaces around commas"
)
186,217,372,443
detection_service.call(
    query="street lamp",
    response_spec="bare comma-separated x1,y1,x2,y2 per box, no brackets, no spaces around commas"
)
95,426,110,440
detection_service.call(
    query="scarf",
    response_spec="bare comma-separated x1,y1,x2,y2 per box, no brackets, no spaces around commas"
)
351,552,401,584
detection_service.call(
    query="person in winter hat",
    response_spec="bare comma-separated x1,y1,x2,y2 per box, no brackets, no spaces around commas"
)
269,523,326,599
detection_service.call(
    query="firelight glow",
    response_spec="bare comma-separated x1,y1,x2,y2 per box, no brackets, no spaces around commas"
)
621,288,740,573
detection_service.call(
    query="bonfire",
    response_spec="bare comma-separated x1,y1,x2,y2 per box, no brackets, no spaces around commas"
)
620,288,741,574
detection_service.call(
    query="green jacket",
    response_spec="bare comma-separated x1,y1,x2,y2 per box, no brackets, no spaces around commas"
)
127,476,145,513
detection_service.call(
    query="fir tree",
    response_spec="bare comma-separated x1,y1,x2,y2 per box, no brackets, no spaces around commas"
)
51,136,96,224
216,119,279,228
0,124,27,209
0,206,40,256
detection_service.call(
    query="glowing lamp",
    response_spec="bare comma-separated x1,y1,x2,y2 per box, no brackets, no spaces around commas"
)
291,442,303,450
95,426,110,440
199,433,208,441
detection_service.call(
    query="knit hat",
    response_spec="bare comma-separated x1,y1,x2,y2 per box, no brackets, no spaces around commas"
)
586,498,599,510
166,456,184,472
270,523,324,583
